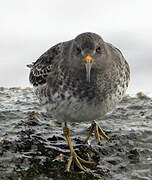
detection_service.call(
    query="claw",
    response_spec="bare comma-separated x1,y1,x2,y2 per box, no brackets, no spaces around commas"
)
85,120,110,144
63,126,95,172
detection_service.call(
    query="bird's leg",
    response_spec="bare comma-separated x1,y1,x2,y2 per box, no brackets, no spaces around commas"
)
98,123,110,141
84,121,96,143
63,122,95,172
85,120,109,144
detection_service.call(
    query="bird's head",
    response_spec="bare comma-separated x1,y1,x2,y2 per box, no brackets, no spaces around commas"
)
69,32,110,82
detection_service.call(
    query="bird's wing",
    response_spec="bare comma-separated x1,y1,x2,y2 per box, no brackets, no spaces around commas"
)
106,43,124,57
28,42,63,86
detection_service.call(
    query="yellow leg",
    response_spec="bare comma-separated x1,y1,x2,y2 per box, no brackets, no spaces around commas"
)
85,120,109,144
63,125,95,172
84,122,95,144
95,122,100,142
98,124,109,141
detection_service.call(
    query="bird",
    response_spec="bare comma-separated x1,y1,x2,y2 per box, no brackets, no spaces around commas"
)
28,32,130,172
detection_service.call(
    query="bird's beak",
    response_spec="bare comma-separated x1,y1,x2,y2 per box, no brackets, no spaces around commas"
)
85,55,93,82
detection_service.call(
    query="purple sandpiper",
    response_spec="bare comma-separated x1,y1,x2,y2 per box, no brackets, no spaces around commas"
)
28,32,130,172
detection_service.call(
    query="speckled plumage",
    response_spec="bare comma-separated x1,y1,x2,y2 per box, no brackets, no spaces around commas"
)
28,32,130,123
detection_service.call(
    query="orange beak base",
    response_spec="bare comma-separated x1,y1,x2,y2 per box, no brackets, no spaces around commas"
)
85,55,92,61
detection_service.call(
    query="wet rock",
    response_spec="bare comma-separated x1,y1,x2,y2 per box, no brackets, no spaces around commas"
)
136,91,150,99
0,88,152,179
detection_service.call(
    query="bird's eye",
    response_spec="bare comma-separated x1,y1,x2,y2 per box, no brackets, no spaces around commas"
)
76,47,81,54
96,46,101,53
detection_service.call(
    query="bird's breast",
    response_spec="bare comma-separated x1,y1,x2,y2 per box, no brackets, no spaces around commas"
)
47,87,121,123
51,96,106,123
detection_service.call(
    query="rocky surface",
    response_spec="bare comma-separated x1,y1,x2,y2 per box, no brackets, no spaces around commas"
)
0,87,152,180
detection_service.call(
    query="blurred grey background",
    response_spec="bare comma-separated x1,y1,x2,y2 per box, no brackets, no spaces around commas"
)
0,0,152,95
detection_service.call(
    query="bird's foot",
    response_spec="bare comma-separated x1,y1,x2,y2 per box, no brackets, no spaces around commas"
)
66,149,95,172
85,120,110,144
63,126,95,172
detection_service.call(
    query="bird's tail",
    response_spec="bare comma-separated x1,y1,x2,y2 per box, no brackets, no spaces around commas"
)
27,64,33,68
